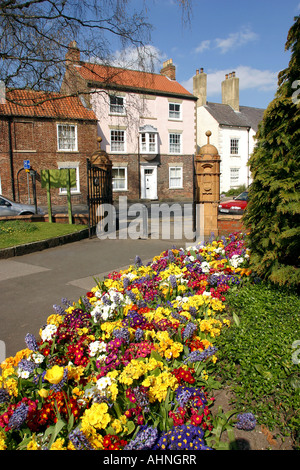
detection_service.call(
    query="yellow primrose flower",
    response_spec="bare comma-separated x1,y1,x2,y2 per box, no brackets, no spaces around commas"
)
67,365,85,382
65,306,75,314
38,388,49,398
2,378,18,397
27,436,41,450
144,371,178,403
50,438,66,450
0,430,7,450
111,418,123,434
77,327,89,336
44,365,65,384
46,314,63,327
81,402,111,432
104,279,122,290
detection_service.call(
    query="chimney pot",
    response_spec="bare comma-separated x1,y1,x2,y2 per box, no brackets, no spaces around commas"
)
196,69,199,75
200,67,204,73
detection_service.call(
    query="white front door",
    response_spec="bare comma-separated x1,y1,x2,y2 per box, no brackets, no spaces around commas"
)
141,167,157,199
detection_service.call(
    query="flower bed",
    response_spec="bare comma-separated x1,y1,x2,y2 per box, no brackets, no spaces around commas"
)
0,233,253,450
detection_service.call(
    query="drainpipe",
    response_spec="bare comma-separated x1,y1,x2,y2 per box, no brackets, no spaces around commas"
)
8,117,16,201
247,127,250,188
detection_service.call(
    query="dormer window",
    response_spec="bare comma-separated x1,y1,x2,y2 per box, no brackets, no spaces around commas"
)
139,125,158,154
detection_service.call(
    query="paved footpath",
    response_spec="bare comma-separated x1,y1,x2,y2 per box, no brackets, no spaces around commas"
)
0,236,191,359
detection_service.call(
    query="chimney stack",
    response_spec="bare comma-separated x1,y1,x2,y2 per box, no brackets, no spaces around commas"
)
160,59,176,80
66,40,80,66
221,71,239,111
193,67,207,107
0,81,6,104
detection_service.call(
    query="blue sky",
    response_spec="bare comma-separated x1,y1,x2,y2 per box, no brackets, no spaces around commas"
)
123,0,300,109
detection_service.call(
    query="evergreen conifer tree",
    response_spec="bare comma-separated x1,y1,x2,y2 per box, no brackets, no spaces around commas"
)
243,16,300,289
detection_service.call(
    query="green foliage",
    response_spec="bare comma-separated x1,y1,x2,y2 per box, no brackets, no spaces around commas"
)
0,221,87,249
215,282,300,446
0,220,38,235
243,16,300,289
223,185,246,197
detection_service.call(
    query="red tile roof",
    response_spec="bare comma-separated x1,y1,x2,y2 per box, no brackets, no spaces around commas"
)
76,63,194,98
0,89,97,120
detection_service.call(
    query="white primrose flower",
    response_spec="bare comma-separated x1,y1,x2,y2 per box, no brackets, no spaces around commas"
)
96,376,112,391
40,324,57,341
88,340,107,357
200,261,211,273
31,353,44,364
229,255,244,268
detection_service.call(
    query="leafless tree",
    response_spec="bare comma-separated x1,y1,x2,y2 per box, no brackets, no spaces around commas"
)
0,0,192,104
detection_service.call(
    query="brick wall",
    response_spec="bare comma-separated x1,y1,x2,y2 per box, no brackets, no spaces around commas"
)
0,117,97,206
217,214,245,236
110,153,194,203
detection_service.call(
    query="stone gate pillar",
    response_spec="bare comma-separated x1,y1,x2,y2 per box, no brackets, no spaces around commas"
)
87,137,113,237
89,137,113,204
194,131,220,239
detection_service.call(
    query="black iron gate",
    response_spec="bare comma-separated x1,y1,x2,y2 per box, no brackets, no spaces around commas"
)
87,158,113,237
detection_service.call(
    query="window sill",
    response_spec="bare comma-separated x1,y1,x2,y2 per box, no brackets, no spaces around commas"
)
109,113,127,117
13,149,37,153
168,187,184,190
59,190,81,195
57,150,79,153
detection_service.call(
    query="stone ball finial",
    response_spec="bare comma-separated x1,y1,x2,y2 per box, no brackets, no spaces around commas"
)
198,130,219,157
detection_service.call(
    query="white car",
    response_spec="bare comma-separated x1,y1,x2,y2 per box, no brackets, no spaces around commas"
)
0,195,44,216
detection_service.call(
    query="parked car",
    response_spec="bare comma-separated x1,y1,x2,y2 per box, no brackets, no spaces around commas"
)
0,195,45,216
218,191,249,214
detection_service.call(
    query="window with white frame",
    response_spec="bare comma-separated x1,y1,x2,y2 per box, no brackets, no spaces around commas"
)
230,167,240,187
58,163,80,194
230,138,239,155
169,166,183,188
112,167,127,191
169,102,181,120
139,125,158,154
57,124,77,151
110,129,125,152
169,133,182,154
109,95,125,114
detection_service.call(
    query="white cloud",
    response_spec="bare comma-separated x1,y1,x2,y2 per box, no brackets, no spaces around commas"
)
93,45,167,72
195,40,211,54
181,66,278,96
215,27,259,54
194,27,259,56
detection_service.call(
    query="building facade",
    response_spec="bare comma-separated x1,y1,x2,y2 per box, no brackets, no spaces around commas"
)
0,89,97,206
61,43,198,203
193,69,265,193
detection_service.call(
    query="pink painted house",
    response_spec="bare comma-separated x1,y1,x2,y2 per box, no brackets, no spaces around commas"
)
61,43,197,202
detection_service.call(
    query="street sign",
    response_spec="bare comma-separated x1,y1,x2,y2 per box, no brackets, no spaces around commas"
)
23,160,30,170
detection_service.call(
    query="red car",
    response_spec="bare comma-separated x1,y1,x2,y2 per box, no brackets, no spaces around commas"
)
218,191,249,214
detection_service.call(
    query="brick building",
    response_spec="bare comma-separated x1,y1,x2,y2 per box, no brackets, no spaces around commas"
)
61,42,198,203
0,88,97,206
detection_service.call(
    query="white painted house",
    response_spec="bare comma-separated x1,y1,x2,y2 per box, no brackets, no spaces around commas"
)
193,69,265,193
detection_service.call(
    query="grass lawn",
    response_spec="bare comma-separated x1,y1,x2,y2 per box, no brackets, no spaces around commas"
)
214,281,300,448
0,220,88,249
